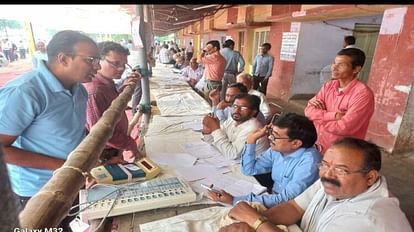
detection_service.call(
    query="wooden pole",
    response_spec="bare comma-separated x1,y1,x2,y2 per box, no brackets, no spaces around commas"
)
19,78,139,229
0,144,19,231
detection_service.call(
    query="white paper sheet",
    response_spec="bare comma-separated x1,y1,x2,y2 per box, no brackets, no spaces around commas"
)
182,141,222,159
150,152,197,167
175,165,229,182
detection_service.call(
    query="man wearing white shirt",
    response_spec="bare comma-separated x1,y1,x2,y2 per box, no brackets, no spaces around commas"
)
202,93,269,160
220,137,412,232
237,73,271,122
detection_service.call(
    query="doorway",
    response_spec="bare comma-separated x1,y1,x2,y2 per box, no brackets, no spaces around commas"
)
353,23,380,84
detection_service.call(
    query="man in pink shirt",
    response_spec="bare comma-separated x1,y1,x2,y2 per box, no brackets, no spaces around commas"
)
84,41,143,163
305,48,374,154
197,40,226,105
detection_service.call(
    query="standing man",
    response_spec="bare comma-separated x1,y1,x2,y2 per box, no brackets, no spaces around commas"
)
84,41,143,164
305,48,375,154
252,43,274,95
18,40,26,59
197,40,226,105
185,41,194,62
220,39,245,101
32,41,48,70
344,35,357,48
0,30,101,230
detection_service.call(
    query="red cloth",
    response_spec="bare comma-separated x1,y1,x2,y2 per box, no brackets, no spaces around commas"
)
304,78,375,154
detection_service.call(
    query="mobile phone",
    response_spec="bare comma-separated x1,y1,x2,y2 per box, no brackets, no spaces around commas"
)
200,183,221,195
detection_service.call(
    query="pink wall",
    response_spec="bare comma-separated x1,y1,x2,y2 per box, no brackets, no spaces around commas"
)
366,6,414,153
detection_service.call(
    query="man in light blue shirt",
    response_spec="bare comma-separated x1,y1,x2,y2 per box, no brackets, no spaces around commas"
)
220,39,245,100
207,112,321,208
32,41,48,70
252,43,274,95
0,30,100,220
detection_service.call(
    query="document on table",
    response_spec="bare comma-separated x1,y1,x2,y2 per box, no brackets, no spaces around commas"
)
197,155,240,168
191,174,267,196
175,165,230,182
182,121,203,131
182,141,222,159
150,152,197,167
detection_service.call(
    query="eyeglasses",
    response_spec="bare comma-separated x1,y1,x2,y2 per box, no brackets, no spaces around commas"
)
317,162,369,176
232,104,250,111
69,54,100,66
267,128,290,141
105,58,129,70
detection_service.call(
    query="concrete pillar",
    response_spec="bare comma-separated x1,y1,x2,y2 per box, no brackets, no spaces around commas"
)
366,6,414,154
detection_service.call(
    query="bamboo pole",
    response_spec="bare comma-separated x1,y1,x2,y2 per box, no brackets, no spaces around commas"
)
19,78,139,229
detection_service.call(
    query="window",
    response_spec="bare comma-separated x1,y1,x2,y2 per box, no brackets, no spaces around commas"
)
252,29,269,61
238,31,245,55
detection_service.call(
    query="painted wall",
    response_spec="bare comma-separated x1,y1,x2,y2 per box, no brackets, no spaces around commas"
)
291,15,383,96
366,6,414,154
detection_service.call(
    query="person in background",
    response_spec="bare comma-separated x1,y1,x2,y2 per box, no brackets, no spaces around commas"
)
197,40,226,105
237,73,271,122
18,40,26,59
252,43,274,95
32,41,48,70
185,41,194,61
219,137,412,232
0,30,101,231
305,48,374,154
220,39,245,101
180,57,203,88
344,35,357,48
202,93,269,160
208,113,321,208
159,44,172,64
84,41,143,164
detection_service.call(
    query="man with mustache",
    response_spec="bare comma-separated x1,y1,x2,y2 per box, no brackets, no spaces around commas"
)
210,82,266,125
84,41,143,164
219,137,412,232
208,113,321,208
202,93,269,160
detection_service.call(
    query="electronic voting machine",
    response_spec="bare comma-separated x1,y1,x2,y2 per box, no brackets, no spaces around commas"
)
79,176,197,220
90,157,161,185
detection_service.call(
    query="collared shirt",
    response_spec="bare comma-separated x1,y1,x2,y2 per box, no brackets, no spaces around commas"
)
185,44,194,53
0,60,87,197
83,73,136,156
159,47,171,64
252,53,274,78
304,78,374,154
235,146,321,208
200,51,226,82
296,177,412,232
203,117,269,160
248,89,271,120
214,106,266,126
220,47,245,74
180,65,203,82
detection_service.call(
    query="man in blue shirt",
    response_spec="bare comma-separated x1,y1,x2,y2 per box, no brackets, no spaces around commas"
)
220,39,245,100
0,30,100,230
252,43,274,95
208,112,321,208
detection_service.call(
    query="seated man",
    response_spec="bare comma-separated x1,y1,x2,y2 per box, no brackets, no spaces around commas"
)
202,93,269,160
210,83,266,125
220,137,412,232
180,57,203,88
236,73,271,122
208,113,321,208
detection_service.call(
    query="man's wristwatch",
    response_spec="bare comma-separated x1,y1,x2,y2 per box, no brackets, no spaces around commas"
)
252,217,267,231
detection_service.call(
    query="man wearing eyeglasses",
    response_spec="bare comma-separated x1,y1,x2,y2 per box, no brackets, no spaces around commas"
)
219,137,412,232
202,93,269,160
0,30,101,231
84,41,143,164
208,113,321,209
